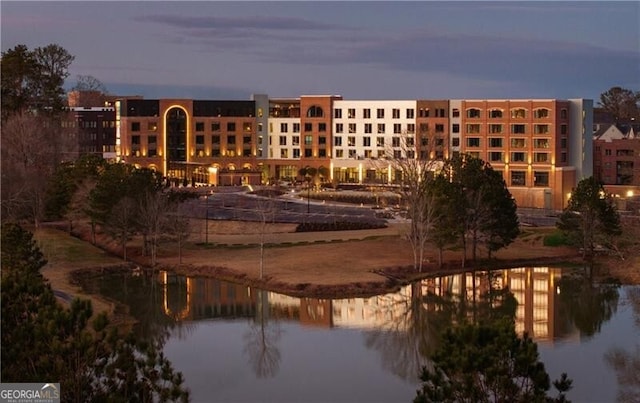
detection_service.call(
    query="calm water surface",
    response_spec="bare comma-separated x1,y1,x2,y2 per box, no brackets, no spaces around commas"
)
80,267,640,403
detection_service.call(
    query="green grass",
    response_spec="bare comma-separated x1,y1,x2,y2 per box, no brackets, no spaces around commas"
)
33,227,123,268
542,230,571,247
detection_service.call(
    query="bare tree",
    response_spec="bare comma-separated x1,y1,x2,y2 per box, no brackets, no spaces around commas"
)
253,192,278,279
1,112,77,226
137,192,170,267
104,197,137,261
383,132,441,272
165,206,191,265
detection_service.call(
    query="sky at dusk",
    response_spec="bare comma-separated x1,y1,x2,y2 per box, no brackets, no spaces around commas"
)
1,1,638,102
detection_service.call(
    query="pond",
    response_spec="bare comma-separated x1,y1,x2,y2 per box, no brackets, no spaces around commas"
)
78,267,640,403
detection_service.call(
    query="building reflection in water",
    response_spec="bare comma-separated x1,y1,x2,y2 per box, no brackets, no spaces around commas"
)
159,266,576,343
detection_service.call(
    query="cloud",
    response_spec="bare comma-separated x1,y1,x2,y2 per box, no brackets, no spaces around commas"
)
134,14,344,31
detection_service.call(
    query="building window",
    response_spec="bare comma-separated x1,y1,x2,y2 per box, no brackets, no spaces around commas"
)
394,124,402,134
560,109,568,119
348,108,356,119
406,108,415,119
196,135,205,145
605,149,611,156
318,136,327,145
435,108,446,117
534,124,549,134
212,122,221,132
243,122,252,132
466,108,481,118
420,123,429,133
349,123,356,133
511,108,526,119
406,137,415,147
561,124,567,135
212,135,220,144
318,149,326,157
131,122,140,131
466,124,481,134
452,138,460,147
490,109,503,118
378,124,386,134
363,108,371,119
467,137,480,147
511,138,526,148
307,105,324,118
419,108,429,117
435,124,444,133
305,149,312,157
195,122,204,132
279,136,287,146
304,123,313,132
293,123,300,133
304,135,313,145
335,149,343,158
452,124,460,133
280,123,288,133
227,135,236,144
452,108,460,118
435,138,444,146
365,123,372,134
347,136,356,147
393,150,402,159
377,137,385,147
377,108,385,119
280,149,288,158
560,138,567,149
334,109,342,119
511,171,526,186
319,123,327,132
561,152,567,162
349,149,356,158
534,171,549,186
392,137,401,147
489,124,503,134
511,124,526,134
534,139,550,148
147,122,157,131
293,149,300,158
489,152,503,162
511,152,526,162
534,152,549,163
363,137,371,147
407,124,415,133
243,136,251,144
334,136,342,147
534,108,550,119
227,122,236,132
336,123,343,133
292,136,300,146
392,108,400,119
489,138,503,148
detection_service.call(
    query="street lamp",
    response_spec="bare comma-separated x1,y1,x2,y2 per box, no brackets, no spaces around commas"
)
205,194,211,244
306,174,311,214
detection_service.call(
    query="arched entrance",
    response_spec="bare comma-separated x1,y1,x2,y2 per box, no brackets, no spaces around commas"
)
165,107,188,183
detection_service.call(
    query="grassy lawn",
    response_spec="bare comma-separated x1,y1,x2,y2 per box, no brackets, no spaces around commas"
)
33,226,123,269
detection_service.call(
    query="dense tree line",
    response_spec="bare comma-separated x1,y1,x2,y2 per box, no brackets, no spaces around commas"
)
1,223,190,402
557,176,622,260
399,154,519,271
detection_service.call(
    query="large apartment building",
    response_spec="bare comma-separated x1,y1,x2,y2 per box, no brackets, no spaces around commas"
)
115,94,594,210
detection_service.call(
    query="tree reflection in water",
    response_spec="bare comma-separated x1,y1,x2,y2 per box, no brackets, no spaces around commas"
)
243,289,282,378
557,267,620,338
606,287,640,403
364,271,517,382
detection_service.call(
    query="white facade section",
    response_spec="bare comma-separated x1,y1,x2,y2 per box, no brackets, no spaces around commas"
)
331,100,418,163
449,99,462,154
568,99,594,179
268,117,301,160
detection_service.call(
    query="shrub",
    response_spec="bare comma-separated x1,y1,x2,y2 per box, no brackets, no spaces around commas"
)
543,231,570,247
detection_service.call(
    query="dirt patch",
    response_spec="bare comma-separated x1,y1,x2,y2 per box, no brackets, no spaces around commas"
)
65,220,602,299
